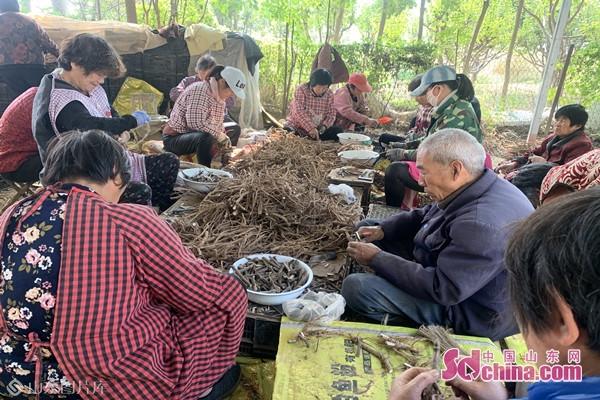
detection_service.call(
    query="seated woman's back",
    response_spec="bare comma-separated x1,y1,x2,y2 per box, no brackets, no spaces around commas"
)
0,189,76,398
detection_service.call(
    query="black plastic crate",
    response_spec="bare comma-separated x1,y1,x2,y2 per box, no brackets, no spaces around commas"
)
366,203,403,221
239,311,281,359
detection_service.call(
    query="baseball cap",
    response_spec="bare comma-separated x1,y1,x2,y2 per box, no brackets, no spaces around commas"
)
410,65,456,97
221,66,247,99
348,73,372,93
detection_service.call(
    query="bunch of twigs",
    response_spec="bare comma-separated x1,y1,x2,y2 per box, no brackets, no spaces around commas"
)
288,325,394,375
170,133,362,271
233,130,343,188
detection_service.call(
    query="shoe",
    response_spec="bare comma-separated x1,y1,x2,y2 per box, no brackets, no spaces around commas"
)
200,364,242,400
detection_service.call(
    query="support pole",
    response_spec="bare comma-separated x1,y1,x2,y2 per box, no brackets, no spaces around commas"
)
527,0,571,145
544,44,575,136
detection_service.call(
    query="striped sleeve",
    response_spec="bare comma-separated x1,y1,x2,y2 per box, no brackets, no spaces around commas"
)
116,206,247,314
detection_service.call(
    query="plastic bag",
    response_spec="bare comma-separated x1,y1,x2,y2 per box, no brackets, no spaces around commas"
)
113,77,163,116
328,183,356,204
283,291,346,324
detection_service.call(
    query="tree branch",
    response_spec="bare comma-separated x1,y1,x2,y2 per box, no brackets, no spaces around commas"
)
199,0,209,23
567,0,585,25
523,5,552,41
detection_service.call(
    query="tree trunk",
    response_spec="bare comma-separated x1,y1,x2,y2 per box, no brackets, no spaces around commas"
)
544,44,574,135
142,0,151,25
20,0,31,13
153,0,161,27
376,0,389,42
463,0,490,74
281,22,290,116
199,0,209,23
95,0,102,20
51,0,67,15
125,0,137,23
501,0,524,99
331,0,346,44
170,0,178,23
417,0,426,41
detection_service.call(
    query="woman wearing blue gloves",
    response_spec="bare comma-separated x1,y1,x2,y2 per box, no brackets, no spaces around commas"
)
32,33,179,211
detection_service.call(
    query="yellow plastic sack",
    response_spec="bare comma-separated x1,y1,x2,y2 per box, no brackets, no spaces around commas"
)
373,157,390,172
274,318,503,400
231,357,276,400
113,77,163,116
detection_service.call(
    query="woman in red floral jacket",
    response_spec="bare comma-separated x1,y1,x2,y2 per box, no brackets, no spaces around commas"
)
497,104,593,175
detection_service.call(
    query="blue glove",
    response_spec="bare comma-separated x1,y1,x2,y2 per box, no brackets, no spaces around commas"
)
132,110,150,126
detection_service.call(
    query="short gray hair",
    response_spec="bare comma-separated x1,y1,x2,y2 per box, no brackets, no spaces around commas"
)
195,54,217,72
418,128,486,175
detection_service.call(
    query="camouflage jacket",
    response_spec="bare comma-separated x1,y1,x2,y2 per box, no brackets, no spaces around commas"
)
404,93,482,161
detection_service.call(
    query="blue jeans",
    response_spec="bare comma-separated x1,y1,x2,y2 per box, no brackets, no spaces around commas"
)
341,273,448,327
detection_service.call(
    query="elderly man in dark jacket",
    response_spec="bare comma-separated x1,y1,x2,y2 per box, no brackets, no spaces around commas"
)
342,129,534,340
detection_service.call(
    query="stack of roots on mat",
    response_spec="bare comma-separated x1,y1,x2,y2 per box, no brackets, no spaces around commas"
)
171,133,362,280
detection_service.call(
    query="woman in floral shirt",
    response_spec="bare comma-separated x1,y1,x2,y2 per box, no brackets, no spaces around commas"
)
0,130,247,399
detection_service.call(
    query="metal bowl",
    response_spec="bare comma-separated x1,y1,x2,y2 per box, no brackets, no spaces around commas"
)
229,254,313,306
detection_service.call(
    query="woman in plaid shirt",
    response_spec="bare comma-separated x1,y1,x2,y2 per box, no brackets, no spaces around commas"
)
163,66,246,166
285,69,343,141
0,130,247,399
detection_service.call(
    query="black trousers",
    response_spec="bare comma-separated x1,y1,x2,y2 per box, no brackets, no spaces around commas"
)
0,154,43,183
119,152,179,211
384,161,424,207
163,132,216,167
320,126,344,141
284,125,344,141
379,133,406,147
224,124,241,147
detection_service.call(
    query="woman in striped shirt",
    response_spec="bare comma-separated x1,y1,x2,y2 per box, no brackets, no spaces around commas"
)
163,66,246,166
0,130,247,399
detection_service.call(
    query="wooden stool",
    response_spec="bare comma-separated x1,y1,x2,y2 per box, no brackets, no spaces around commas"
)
328,167,374,211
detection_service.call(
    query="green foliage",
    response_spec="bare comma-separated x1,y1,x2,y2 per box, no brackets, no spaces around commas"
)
428,0,513,73
41,0,599,118
564,42,600,105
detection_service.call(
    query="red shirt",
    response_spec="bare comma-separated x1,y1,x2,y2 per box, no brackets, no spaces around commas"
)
0,87,39,173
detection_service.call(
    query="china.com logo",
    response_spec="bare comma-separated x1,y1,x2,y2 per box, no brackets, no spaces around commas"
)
441,348,582,382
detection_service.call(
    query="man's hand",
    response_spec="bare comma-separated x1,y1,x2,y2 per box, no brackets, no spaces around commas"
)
529,155,546,164
356,226,384,242
447,378,508,400
389,368,439,400
347,241,381,265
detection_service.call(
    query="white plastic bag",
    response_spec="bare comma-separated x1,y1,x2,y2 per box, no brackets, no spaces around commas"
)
328,183,356,204
283,290,346,324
